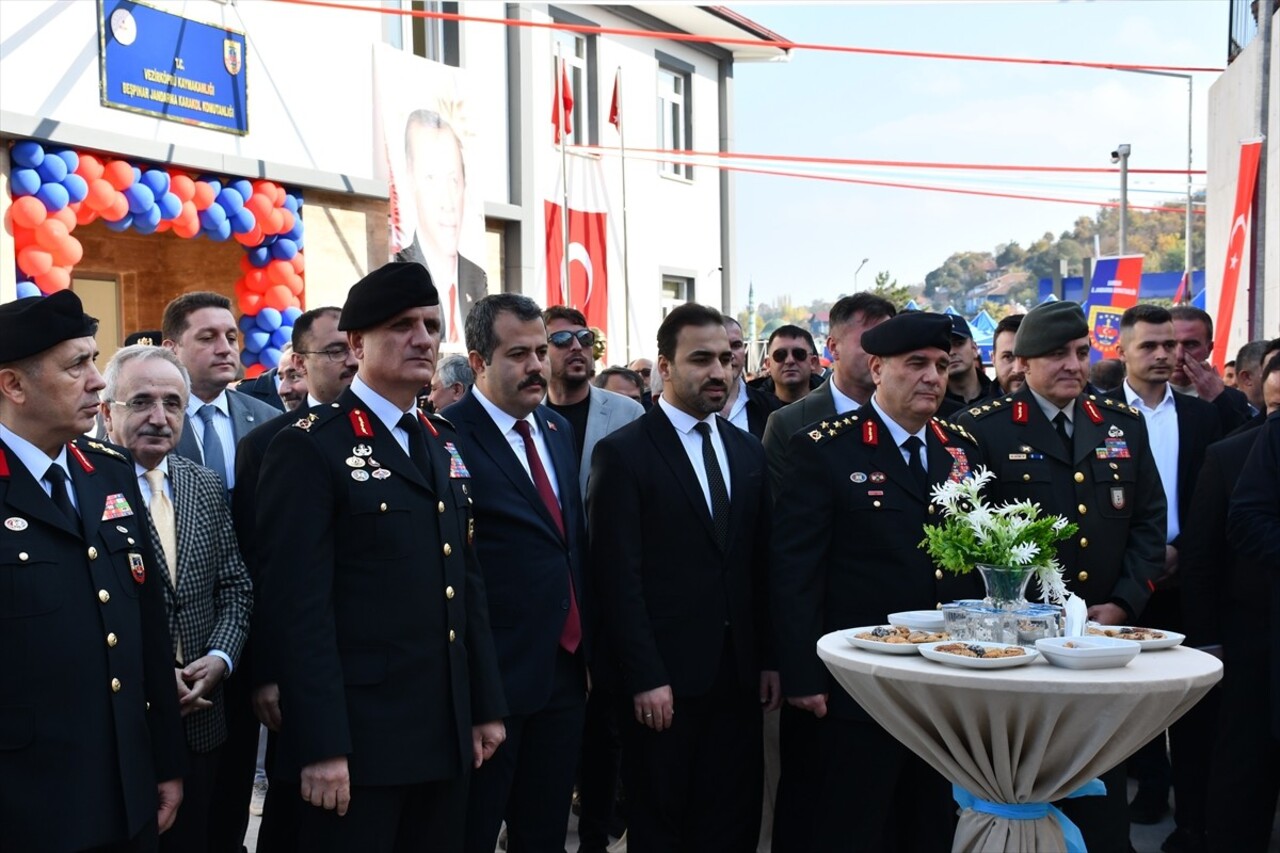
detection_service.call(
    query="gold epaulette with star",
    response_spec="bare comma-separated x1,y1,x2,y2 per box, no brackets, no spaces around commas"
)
78,438,126,461
1090,393,1142,418
931,416,977,444
805,413,862,443
967,396,1013,419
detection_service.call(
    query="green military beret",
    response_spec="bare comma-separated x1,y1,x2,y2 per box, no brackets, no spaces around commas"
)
1013,300,1089,358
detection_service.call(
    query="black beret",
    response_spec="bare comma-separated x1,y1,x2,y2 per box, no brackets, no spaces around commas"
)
0,290,99,363
338,262,439,331
123,330,162,347
1014,300,1089,358
862,312,953,357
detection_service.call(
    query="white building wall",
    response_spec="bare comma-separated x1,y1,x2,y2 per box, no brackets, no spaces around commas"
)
1206,15,1280,358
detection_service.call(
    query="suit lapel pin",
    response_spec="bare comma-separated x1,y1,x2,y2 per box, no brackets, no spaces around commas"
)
4,517,28,532
346,456,366,468
850,472,867,483
353,444,373,457
351,469,370,482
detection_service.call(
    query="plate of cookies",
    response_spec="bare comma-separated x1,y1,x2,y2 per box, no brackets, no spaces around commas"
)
845,625,949,655
918,641,1039,669
1085,624,1184,650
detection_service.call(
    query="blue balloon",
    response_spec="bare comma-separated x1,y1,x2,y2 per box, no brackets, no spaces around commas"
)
270,327,291,349
216,187,244,212
16,280,42,298
36,154,67,184
231,208,256,235
55,150,78,175
283,194,299,213
292,236,304,251
35,182,69,212
269,239,298,261
199,177,222,196
104,213,134,231
240,348,259,367
246,246,271,268
140,205,163,228
209,220,232,241
199,204,228,229
140,169,169,197
244,329,270,353
292,190,304,205
62,173,88,204
157,192,182,220
231,179,254,202
256,307,282,331
125,183,155,214
260,234,278,246
133,216,159,235
11,140,44,169
10,168,41,196
261,347,282,369
238,313,258,334
285,219,304,242
282,306,303,324
131,166,142,185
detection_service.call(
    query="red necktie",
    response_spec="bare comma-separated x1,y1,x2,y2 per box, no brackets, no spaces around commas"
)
513,419,581,653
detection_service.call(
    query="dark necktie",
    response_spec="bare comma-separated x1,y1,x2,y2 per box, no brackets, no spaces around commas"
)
903,435,928,492
1053,411,1072,454
397,413,434,482
512,419,580,653
694,422,731,550
44,464,78,526
197,404,229,491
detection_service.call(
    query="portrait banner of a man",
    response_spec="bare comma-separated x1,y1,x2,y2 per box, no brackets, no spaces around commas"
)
373,45,488,346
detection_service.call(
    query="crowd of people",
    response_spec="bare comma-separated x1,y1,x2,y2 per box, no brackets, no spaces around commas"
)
2,262,1278,853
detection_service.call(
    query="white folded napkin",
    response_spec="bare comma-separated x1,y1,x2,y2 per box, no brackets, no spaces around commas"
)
1064,594,1087,638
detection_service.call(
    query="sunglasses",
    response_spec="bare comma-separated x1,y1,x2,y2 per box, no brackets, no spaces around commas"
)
549,329,596,349
771,347,812,364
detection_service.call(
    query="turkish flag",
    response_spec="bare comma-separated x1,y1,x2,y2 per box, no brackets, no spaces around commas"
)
552,61,574,144
545,201,608,335
608,72,620,130
1212,139,1263,370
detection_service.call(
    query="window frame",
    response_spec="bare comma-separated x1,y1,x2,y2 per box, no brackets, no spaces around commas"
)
655,50,694,180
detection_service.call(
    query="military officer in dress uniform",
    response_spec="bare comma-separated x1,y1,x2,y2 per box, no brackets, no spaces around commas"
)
956,300,1166,853
770,311,984,852
253,262,507,853
0,290,186,851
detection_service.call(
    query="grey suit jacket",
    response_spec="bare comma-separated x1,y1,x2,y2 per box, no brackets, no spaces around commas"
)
580,385,645,497
146,453,254,753
760,377,841,494
175,388,279,483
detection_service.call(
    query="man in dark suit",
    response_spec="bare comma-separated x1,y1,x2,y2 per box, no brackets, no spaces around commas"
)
102,344,254,853
441,293,589,852
0,291,186,851
589,303,778,852
720,315,781,439
160,290,280,853
957,300,1166,853
1112,304,1221,845
937,314,992,417
1186,355,1280,850
771,312,983,852
254,262,506,852
395,109,488,346
237,366,286,412
1168,305,1251,434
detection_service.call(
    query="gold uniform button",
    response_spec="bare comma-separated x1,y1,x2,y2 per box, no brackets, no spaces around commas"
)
87,546,99,560
107,632,118,648
1077,571,1089,582
448,629,457,642
1079,537,1089,548
438,501,446,514
445,586,455,600
872,500,881,508
127,537,135,545
1023,473,1031,482
98,589,110,604
380,502,388,513
1113,474,1120,481
110,678,121,693
1074,472,1085,484
935,569,943,580
443,543,453,557
1078,504,1088,515
18,552,29,562
928,505,936,515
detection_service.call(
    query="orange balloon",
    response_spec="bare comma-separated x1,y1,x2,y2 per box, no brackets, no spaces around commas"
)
244,363,266,379
245,193,273,220
51,234,83,267
266,209,286,235
35,266,71,292
170,173,196,203
289,253,305,275
192,181,215,211
173,216,201,239
234,226,264,247
76,154,105,182
75,205,99,226
238,290,265,315
86,178,116,212
50,206,76,230
155,220,172,233
278,209,295,234
264,284,293,312
285,271,304,296
35,218,70,252
103,194,130,222
11,195,47,229
18,246,54,277
12,225,35,251
245,268,269,293
265,259,291,287
104,159,134,191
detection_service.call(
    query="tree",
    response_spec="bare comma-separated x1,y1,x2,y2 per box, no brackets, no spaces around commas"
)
869,270,913,308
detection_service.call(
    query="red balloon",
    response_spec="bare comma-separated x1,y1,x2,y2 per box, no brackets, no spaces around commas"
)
11,195,47,229
285,271,304,296
170,173,196,203
264,284,293,312
35,218,70,252
35,266,71,292
86,178,116,212
245,193,273,220
245,268,269,293
244,363,266,379
192,181,215,211
103,159,134,191
18,246,54,277
75,204,99,226
50,206,76,231
12,225,36,251
155,220,172,233
278,209,296,234
289,253,305,275
233,226,263,247
76,154,105,182
51,234,83,267
173,216,201,239
103,194,130,222
238,290,265,315
265,259,292,287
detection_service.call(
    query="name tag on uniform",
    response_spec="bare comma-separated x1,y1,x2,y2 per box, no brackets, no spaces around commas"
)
102,494,133,520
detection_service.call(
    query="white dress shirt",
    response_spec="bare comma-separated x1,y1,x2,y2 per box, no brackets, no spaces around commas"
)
658,396,732,513
185,390,237,488
870,395,928,469
829,379,863,416
351,375,419,457
472,385,561,501
1123,380,1180,543
725,377,751,433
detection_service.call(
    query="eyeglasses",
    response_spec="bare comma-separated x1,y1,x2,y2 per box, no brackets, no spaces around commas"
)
296,346,351,362
549,329,596,349
771,347,812,364
109,397,185,415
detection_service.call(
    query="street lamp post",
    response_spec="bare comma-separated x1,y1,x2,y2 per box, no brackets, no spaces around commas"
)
1111,144,1131,254
854,257,869,291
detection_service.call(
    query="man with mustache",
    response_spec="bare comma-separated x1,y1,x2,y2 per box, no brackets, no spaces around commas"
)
989,313,1025,398
957,300,1166,853
441,294,590,852
101,344,254,853
1167,305,1251,434
275,344,307,412
589,303,778,851
770,312,983,852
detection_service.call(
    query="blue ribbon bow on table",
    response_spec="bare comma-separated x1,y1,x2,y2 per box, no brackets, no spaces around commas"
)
952,779,1107,853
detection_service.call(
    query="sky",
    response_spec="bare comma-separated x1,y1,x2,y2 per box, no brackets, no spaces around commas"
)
727,0,1228,311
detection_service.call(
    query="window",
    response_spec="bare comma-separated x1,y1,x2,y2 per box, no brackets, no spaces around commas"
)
661,274,694,316
655,53,693,179
385,1,459,66
550,7,598,145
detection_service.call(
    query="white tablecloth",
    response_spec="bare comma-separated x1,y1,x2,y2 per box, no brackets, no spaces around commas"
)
818,633,1222,851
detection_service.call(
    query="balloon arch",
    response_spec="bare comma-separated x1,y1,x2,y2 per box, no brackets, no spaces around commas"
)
5,139,305,378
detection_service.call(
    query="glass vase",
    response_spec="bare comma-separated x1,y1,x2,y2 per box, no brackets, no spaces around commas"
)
976,564,1033,611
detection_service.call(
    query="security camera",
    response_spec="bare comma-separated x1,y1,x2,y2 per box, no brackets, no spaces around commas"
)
1110,144,1131,163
